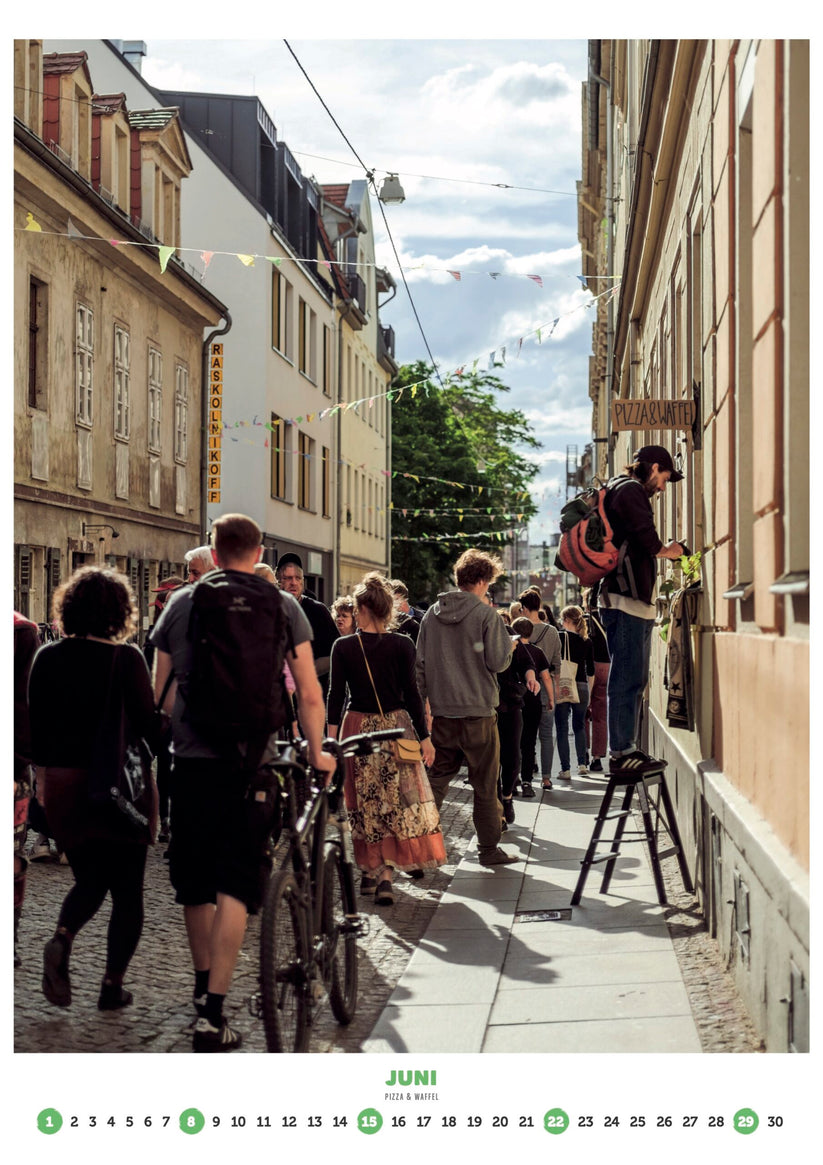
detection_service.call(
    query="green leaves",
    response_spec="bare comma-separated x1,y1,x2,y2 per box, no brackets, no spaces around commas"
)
389,361,539,601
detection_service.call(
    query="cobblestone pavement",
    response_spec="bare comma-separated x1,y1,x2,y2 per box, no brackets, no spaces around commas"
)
14,778,762,1054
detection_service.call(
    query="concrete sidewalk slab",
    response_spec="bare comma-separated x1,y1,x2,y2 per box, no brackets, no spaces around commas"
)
363,770,701,1054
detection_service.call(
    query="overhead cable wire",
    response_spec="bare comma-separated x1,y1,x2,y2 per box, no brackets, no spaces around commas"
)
282,39,446,393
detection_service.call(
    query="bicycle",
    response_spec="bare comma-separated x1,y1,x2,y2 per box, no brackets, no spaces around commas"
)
252,727,402,1052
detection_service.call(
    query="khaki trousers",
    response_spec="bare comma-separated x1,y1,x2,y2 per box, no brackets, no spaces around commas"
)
428,715,502,857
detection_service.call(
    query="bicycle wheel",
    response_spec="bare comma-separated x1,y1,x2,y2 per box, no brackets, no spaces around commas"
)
322,842,358,1024
260,869,310,1052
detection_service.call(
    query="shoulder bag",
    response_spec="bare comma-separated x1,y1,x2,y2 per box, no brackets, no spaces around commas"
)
358,635,424,764
89,647,156,842
555,633,580,704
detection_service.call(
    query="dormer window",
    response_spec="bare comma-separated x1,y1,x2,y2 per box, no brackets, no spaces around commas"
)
128,108,192,247
92,94,131,212
42,51,93,180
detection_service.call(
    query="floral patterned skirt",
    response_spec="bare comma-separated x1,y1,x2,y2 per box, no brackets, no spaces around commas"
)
341,709,447,874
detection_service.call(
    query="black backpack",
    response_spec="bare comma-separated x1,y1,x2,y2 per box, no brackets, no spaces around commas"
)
183,570,289,765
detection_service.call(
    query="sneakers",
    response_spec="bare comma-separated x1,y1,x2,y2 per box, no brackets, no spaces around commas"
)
192,1016,243,1053
557,770,572,781
42,934,71,1007
478,848,519,867
30,836,53,862
520,782,536,798
502,798,515,824
609,750,666,776
590,758,603,772
578,763,589,775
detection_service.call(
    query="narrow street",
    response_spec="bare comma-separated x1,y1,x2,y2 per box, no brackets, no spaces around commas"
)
15,775,761,1055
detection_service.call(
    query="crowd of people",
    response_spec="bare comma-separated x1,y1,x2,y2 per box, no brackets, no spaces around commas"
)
13,445,685,1052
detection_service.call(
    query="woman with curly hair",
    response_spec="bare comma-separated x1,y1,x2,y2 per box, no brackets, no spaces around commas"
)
28,566,157,1012
330,594,357,637
326,573,446,906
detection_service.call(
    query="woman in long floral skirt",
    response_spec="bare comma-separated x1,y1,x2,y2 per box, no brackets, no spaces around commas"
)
326,573,446,906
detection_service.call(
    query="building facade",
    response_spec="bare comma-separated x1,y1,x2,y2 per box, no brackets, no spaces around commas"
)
321,180,395,594
14,41,227,635
579,40,809,1050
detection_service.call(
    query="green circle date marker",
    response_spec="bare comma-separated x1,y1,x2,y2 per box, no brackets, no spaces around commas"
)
179,1108,206,1135
543,1108,569,1134
37,1109,63,1135
357,1108,383,1135
733,1108,759,1135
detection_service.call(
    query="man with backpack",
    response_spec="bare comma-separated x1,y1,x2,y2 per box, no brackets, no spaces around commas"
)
151,513,335,1052
597,446,686,776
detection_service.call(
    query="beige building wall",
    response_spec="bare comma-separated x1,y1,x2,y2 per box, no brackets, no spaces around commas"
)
332,187,392,596
580,39,809,1051
14,46,226,634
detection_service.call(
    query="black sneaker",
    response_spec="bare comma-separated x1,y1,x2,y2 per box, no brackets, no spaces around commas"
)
589,758,603,772
98,984,134,1011
520,782,536,799
192,1016,243,1053
42,934,71,1007
502,798,515,824
609,751,666,776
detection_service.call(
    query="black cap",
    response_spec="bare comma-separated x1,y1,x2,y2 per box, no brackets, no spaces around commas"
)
634,444,684,482
277,553,303,571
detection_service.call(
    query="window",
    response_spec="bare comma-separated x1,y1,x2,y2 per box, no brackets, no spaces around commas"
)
148,346,162,453
75,302,93,426
28,276,48,410
113,326,131,439
323,325,333,396
322,446,331,517
271,413,286,500
272,271,294,361
299,300,317,381
271,269,281,350
298,431,315,510
174,363,188,464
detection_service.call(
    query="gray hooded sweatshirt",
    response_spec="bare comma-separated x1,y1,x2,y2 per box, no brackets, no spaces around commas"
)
415,589,513,718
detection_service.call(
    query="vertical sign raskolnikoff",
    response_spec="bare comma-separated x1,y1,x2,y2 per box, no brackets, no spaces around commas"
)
208,343,223,503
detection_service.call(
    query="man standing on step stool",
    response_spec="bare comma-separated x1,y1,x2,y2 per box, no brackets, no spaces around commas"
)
598,445,686,777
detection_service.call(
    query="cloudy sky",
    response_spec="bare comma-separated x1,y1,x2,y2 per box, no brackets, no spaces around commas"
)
137,38,594,545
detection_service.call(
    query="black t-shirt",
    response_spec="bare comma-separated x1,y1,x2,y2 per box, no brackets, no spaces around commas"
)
327,631,428,739
28,639,155,767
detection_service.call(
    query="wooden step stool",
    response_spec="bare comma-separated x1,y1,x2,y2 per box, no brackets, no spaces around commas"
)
571,766,694,907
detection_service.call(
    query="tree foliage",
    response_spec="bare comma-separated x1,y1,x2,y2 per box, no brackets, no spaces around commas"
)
389,361,540,602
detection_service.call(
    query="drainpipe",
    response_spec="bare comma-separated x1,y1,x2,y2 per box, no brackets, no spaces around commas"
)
200,312,232,542
589,46,614,477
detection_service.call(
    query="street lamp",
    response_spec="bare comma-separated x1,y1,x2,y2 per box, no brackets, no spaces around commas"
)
82,522,120,541
378,173,406,205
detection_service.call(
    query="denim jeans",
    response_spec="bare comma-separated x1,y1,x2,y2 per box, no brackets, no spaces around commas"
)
553,683,590,770
599,608,654,756
537,701,555,777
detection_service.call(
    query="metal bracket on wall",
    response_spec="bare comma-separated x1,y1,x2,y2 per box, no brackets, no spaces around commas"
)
691,380,702,449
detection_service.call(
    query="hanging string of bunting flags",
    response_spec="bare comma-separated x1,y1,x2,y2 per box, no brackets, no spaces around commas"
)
393,527,528,544
224,427,533,501
19,213,621,292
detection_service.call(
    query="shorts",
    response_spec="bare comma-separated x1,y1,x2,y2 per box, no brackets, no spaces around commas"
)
168,756,280,914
